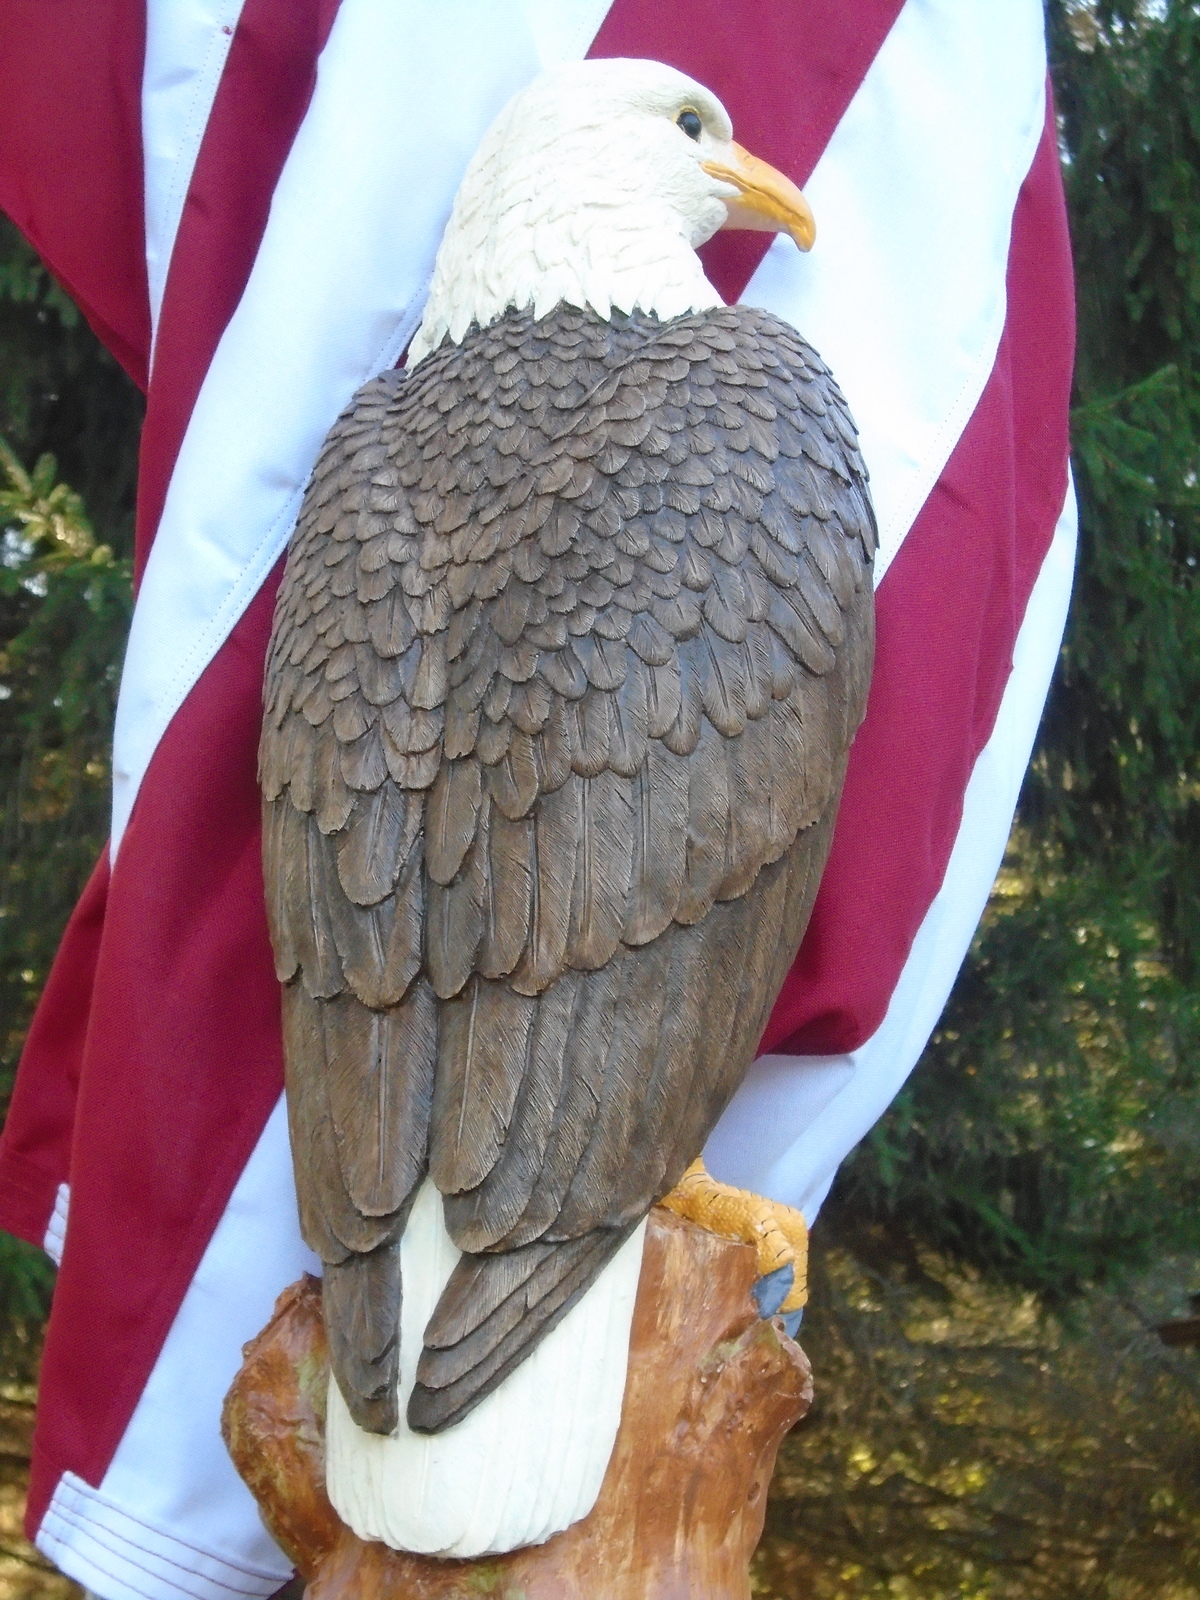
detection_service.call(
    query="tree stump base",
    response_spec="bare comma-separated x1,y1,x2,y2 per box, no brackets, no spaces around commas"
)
222,1207,812,1599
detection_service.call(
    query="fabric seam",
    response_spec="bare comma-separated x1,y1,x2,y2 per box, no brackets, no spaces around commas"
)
55,1472,285,1581
146,4,243,359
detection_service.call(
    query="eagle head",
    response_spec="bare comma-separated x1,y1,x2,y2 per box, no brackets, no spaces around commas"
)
408,57,815,365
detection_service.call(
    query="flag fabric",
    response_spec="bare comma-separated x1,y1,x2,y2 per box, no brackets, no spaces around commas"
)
0,2,1074,1594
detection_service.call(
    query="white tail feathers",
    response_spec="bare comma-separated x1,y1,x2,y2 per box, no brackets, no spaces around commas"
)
324,1178,646,1556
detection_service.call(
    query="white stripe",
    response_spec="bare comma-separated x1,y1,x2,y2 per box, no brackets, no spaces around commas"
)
742,0,1047,586
113,0,1044,851
142,0,247,352
38,1099,317,1600
522,0,616,68
42,1180,69,1267
705,476,1078,1218
112,0,610,854
139,0,610,357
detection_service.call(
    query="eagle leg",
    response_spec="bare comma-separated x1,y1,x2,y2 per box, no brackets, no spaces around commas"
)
659,1159,808,1318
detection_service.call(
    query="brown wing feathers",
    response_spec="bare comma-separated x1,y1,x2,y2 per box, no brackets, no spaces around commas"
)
260,302,875,1435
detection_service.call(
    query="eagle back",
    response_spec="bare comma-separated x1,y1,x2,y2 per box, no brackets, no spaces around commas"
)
261,302,874,1021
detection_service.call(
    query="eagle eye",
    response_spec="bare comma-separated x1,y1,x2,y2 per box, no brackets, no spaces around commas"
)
676,108,703,141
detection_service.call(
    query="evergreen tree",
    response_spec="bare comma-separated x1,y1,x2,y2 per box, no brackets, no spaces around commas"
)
0,218,140,1327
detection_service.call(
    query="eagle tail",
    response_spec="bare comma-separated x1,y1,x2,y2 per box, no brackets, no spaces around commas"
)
407,1223,639,1434
324,1235,405,1435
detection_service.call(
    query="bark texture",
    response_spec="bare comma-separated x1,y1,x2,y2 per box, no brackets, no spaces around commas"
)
223,1208,812,1598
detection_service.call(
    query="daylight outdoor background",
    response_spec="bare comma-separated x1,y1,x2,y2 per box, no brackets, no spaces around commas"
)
0,2,1196,1595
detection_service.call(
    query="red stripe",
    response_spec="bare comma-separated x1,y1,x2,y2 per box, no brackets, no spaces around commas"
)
0,1,149,388
762,97,1075,1055
135,0,341,582
0,858,109,1247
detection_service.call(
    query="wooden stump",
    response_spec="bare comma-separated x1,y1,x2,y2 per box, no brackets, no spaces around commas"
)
222,1207,812,1599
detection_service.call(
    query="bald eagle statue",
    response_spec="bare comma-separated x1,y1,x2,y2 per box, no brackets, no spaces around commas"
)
260,58,875,1557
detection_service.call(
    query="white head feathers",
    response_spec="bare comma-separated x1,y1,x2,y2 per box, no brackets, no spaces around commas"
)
408,59,741,366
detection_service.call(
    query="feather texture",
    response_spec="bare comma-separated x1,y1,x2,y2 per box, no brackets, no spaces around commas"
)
260,301,875,1437
408,1225,637,1433
324,1241,405,1435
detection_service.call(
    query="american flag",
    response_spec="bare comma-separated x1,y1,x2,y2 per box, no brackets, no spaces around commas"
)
0,2,1073,1593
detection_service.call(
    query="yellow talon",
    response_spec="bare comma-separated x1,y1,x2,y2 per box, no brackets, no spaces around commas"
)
659,1158,809,1313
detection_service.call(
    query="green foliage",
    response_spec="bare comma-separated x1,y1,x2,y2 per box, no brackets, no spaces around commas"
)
1038,0,1200,952
0,1232,53,1332
0,213,139,1165
754,1238,1200,1600
0,217,139,1328
834,844,1200,1294
0,435,133,1081
0,219,141,545
830,0,1200,1298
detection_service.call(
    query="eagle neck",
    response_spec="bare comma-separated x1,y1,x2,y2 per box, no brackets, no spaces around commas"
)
409,131,725,366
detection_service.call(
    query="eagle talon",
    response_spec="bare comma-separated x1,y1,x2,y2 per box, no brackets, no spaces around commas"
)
660,1159,809,1314
752,1261,795,1319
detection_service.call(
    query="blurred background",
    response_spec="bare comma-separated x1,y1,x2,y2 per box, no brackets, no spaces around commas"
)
0,2,1197,1595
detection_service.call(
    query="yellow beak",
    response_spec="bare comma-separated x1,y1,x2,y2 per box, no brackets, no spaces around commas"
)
701,142,816,252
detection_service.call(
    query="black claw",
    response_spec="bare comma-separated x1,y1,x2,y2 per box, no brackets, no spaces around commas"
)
752,1261,794,1319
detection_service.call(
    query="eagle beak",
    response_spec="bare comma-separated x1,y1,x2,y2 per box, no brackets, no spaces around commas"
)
702,142,816,252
